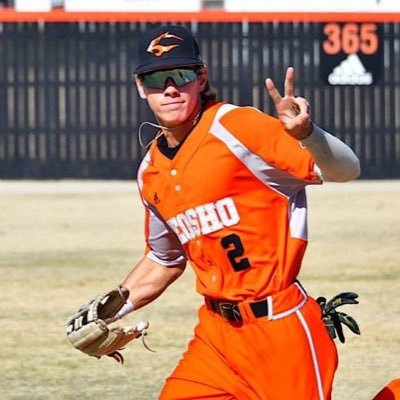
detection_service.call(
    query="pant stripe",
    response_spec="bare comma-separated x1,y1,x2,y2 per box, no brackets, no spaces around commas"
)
296,309,325,400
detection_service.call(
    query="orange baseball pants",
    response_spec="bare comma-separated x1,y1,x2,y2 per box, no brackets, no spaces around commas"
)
159,283,338,400
373,379,400,400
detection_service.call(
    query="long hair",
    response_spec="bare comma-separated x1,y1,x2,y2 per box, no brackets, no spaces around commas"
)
196,66,218,105
201,79,218,104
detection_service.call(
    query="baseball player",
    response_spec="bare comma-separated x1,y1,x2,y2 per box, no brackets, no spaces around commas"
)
74,25,361,399
373,378,400,400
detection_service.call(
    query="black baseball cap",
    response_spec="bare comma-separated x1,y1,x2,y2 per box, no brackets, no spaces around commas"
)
134,25,204,75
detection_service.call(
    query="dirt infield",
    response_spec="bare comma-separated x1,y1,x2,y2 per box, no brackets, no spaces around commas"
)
1,179,399,399
1,179,400,194
0,180,138,194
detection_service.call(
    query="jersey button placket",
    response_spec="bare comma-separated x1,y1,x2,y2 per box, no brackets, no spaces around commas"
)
170,168,181,192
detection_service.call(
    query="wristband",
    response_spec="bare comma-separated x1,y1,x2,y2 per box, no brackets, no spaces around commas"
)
117,298,135,319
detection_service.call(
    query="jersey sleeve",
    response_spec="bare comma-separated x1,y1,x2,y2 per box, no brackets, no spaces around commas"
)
143,204,187,267
219,106,321,184
136,153,187,267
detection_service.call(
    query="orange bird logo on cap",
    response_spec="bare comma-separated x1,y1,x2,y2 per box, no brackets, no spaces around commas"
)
146,32,183,57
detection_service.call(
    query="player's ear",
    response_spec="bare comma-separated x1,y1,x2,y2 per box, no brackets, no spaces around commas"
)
197,67,208,92
134,75,147,99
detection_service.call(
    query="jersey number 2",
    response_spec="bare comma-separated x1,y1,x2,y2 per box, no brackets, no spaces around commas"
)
220,234,251,272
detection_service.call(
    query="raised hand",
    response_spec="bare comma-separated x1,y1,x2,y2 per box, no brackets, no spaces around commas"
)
265,67,313,140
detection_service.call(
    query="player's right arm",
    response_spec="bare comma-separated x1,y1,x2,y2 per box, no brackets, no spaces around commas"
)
113,193,188,317
121,255,186,311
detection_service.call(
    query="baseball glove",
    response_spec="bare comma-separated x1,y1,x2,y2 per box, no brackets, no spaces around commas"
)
316,292,361,343
66,286,149,363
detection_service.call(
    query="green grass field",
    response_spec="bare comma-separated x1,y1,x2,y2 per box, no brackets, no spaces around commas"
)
0,180,399,400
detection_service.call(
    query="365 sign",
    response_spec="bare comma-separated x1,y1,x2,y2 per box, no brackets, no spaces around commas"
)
320,23,382,85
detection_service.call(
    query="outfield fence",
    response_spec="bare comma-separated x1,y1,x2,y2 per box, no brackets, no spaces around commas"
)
0,11,399,178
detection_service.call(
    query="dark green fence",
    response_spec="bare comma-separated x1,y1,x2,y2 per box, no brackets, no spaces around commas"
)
0,21,399,178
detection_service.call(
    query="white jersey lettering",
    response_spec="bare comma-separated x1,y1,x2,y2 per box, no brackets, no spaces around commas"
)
167,197,240,244
167,217,187,244
196,203,223,234
185,208,202,236
215,197,240,226
176,213,196,240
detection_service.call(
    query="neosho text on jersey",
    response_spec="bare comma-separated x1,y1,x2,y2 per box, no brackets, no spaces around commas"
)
167,197,240,244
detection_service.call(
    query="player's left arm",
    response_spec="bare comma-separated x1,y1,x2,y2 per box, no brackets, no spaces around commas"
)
266,67,360,182
299,125,360,182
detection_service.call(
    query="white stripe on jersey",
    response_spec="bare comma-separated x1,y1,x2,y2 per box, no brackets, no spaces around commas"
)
137,152,187,265
136,151,151,193
209,103,309,240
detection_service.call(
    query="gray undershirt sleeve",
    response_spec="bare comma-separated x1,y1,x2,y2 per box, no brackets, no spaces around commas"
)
301,124,361,182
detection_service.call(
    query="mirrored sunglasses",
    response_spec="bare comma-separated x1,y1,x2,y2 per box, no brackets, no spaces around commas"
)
140,68,198,89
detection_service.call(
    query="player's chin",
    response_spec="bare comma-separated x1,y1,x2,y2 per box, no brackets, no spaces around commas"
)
160,110,190,127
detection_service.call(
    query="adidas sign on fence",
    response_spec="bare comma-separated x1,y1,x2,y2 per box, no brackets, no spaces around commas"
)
328,54,373,85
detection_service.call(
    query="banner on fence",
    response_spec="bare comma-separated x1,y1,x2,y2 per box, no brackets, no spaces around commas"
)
320,22,383,86
64,0,201,12
15,0,52,11
225,0,400,12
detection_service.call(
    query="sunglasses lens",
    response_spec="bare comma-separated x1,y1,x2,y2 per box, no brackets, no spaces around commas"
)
142,69,197,89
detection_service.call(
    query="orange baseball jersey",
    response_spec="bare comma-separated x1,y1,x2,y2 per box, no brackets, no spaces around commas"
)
137,101,321,300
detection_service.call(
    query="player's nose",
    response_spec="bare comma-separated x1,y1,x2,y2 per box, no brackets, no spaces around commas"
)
163,77,180,92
